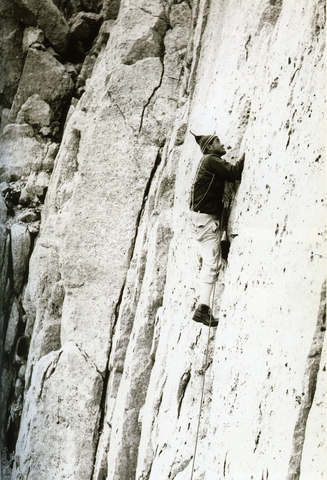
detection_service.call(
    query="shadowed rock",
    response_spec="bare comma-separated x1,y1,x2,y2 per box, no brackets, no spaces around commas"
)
13,0,70,54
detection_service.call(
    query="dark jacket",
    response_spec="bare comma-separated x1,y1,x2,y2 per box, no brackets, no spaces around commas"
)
189,154,244,217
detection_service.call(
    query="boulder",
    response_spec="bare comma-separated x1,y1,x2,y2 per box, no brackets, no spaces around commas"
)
119,10,167,65
11,223,31,294
16,94,53,129
70,12,102,45
53,0,102,16
0,194,7,225
22,26,45,52
42,142,59,171
82,0,102,14
39,121,60,138
102,0,120,20
25,170,50,197
64,62,80,81
13,0,70,54
0,0,24,107
70,17,91,41
18,187,30,206
10,48,74,122
0,124,49,181
16,209,40,223
68,11,103,56
4,297,20,355
0,108,11,133
69,11,102,29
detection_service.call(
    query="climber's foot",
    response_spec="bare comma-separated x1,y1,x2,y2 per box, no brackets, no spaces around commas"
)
192,304,218,327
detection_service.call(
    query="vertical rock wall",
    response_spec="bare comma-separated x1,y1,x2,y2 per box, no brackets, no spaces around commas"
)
0,0,325,479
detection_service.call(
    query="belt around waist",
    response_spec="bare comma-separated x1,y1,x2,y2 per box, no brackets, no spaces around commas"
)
189,211,218,220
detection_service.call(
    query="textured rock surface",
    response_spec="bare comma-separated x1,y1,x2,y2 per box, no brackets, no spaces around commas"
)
0,0,326,479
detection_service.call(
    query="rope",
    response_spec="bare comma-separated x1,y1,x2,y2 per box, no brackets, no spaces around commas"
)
190,284,216,480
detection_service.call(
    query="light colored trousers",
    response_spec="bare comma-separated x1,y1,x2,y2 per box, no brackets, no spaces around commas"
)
189,212,223,284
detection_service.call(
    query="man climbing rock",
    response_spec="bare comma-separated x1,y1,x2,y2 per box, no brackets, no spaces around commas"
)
189,132,245,327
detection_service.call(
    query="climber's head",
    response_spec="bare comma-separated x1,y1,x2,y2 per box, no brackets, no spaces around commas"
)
190,132,226,156
206,136,226,156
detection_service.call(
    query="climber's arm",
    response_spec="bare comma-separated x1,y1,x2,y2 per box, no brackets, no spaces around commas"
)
209,153,245,181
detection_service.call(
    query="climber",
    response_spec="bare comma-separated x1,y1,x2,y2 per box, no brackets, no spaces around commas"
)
189,132,245,327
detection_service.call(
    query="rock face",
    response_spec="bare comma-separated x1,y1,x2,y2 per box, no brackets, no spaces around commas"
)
0,0,326,479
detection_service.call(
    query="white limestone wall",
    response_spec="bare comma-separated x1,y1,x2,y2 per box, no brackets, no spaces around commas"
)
132,0,326,479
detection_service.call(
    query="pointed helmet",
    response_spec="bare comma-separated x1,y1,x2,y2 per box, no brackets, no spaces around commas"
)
190,131,216,153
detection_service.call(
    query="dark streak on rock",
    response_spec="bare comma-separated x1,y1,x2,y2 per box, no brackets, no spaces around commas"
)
128,149,163,264
177,370,191,418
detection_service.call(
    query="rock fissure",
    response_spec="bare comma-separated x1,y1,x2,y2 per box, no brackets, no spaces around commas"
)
254,430,262,453
186,0,211,100
128,149,163,263
136,6,166,20
245,34,251,61
223,451,228,476
139,64,165,134
113,281,127,334
107,90,127,122
90,279,127,478
37,349,63,401
73,341,104,377
90,370,107,480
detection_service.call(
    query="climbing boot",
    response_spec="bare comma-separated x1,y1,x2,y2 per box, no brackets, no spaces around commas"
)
192,304,218,327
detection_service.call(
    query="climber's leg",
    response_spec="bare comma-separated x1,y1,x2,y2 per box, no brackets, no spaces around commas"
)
189,212,222,326
190,213,222,300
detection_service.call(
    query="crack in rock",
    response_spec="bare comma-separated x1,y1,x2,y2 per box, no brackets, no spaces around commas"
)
128,148,163,262
107,90,127,121
139,63,165,133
